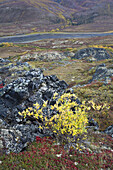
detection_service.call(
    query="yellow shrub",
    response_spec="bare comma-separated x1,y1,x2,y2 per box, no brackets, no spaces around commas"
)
19,93,90,146
2,42,13,47
46,93,88,137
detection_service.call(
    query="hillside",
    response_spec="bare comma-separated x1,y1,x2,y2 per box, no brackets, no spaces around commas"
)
0,0,113,35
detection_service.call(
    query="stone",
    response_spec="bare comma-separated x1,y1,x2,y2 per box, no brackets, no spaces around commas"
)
0,58,10,63
89,64,113,84
19,51,67,62
104,125,113,138
0,62,68,153
87,118,99,131
71,48,111,61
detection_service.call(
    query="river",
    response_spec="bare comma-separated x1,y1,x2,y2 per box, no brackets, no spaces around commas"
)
0,32,113,43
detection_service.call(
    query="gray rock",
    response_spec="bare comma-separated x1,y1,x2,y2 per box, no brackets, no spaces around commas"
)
71,48,111,61
19,51,67,62
87,118,99,131
89,64,113,83
0,58,10,63
0,63,68,153
104,125,113,138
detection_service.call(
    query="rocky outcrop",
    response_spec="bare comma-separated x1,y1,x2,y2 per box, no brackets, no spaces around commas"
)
0,58,31,85
0,60,68,154
19,51,67,62
89,63,113,84
71,48,111,61
73,63,113,88
104,125,113,138
0,57,112,154
87,118,99,131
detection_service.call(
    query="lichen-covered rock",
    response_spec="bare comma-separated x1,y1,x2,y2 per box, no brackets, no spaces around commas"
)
19,51,67,62
0,119,43,154
0,68,68,121
89,63,113,84
104,125,113,138
71,48,111,61
87,118,99,131
0,61,68,153
0,61,31,85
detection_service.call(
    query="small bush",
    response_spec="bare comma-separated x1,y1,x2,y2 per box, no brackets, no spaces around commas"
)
19,92,111,147
19,93,90,149
1,42,13,47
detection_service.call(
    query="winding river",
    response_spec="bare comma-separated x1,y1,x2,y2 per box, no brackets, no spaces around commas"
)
0,32,113,43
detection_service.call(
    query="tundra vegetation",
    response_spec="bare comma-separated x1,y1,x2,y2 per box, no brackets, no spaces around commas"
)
0,36,113,169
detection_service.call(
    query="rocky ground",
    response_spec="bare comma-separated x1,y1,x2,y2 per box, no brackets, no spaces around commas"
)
0,38,113,155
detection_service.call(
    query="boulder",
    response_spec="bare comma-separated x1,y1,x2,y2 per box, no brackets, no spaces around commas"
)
0,63,68,153
104,125,113,138
87,118,99,131
19,51,67,62
71,48,111,61
0,118,44,154
0,68,68,121
89,63,113,84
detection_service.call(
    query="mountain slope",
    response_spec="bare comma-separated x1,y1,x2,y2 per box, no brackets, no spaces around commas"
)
0,0,113,35
0,0,73,23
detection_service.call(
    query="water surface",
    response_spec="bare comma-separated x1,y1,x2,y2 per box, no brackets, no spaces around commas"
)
0,32,113,43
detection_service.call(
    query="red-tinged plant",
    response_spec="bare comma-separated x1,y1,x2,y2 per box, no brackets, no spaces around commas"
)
1,135,113,170
36,136,42,143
